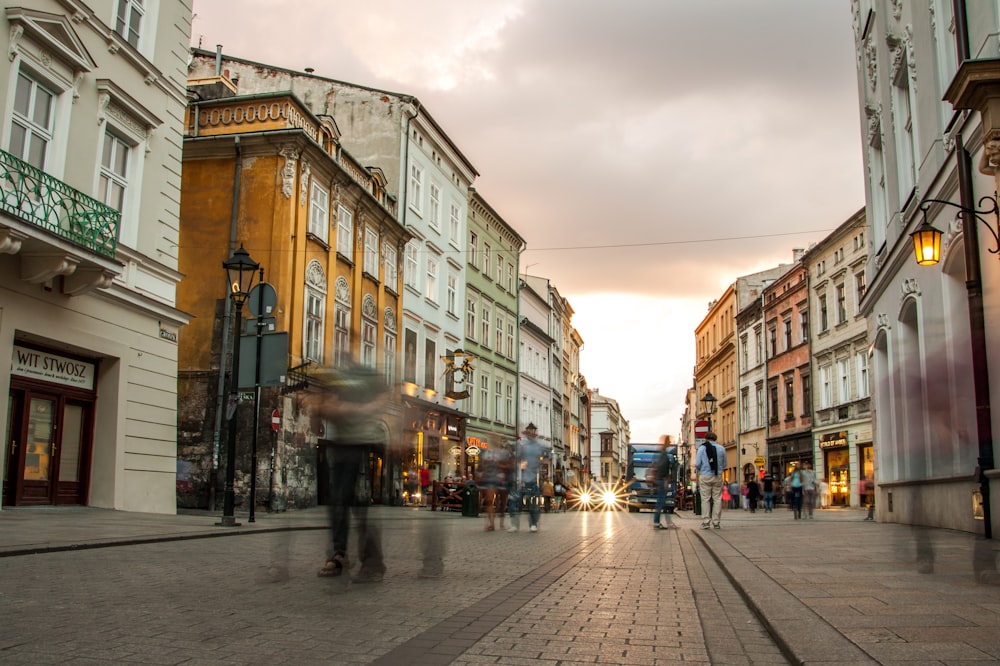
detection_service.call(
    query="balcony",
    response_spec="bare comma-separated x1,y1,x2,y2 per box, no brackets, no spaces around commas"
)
0,149,121,295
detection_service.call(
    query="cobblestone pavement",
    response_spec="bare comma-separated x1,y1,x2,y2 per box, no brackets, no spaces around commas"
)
2,503,1000,665
0,507,780,665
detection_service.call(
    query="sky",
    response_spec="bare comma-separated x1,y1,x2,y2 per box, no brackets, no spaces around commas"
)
189,0,866,442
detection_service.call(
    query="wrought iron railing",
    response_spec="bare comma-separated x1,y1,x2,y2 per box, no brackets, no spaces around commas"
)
0,149,119,258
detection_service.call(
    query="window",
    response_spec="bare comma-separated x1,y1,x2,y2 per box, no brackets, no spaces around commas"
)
304,288,324,363
425,253,438,302
429,183,441,229
801,374,811,416
819,294,829,331
740,387,749,431
466,298,477,339
820,365,832,409
506,263,514,292
337,205,354,261
468,231,478,267
449,202,461,244
784,377,795,420
768,326,777,358
308,182,329,242
506,383,513,424
740,334,748,369
362,319,376,369
115,0,144,48
483,243,491,276
383,242,398,288
99,131,130,213
754,327,762,366
364,227,378,276
783,318,792,350
506,321,514,357
334,306,349,367
495,380,502,421
10,72,55,169
304,261,326,363
495,314,503,352
800,310,809,344
404,242,418,289
447,272,457,315
836,283,847,324
755,382,765,427
838,358,851,404
481,304,491,347
408,164,423,213
892,47,918,197
857,352,870,398
480,375,489,419
496,253,504,284
423,339,436,389
855,272,867,311
403,329,417,383
769,384,779,424
383,327,396,386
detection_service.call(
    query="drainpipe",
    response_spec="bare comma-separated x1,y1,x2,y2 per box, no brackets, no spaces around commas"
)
209,135,242,509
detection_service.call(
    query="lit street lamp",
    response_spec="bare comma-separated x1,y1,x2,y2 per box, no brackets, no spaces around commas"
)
219,244,259,527
911,190,999,540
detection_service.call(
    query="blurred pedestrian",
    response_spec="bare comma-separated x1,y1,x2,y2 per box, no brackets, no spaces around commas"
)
509,423,548,532
419,465,431,507
541,476,555,513
746,475,761,513
761,472,775,512
478,444,512,531
651,436,678,530
785,463,804,520
695,432,727,529
802,462,817,519
819,477,830,509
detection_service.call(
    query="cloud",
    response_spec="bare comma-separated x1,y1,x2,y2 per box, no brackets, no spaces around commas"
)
191,0,865,439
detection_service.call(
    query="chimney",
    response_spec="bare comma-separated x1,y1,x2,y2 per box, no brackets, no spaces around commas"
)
792,247,805,262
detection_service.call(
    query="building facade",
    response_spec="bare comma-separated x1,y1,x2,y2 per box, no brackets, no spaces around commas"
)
851,0,999,534
589,388,629,484
187,48,480,488
801,209,872,508
463,188,523,477
1,1,191,513
694,285,737,481
762,263,812,479
518,275,555,443
177,78,409,510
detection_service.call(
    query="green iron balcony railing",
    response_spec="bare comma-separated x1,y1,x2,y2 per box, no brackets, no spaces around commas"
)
0,149,120,258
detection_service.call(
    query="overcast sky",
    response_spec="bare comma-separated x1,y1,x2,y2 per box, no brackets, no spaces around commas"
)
190,0,865,442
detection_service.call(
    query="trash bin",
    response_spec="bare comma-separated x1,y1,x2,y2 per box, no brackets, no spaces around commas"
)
462,484,479,517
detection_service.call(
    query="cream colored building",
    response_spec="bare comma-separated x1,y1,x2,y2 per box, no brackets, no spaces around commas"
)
694,285,737,481
801,209,871,508
0,2,191,512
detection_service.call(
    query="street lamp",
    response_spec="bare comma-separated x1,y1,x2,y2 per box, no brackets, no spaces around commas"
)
219,244,259,527
911,191,999,539
701,391,717,430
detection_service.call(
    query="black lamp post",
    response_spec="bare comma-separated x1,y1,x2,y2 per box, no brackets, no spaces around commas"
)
911,188,999,539
218,244,259,527
701,391,718,431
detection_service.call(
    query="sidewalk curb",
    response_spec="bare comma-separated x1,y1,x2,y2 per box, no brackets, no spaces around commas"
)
694,529,878,666
0,524,328,558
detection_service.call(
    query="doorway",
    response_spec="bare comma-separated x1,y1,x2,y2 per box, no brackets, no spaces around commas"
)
4,386,94,506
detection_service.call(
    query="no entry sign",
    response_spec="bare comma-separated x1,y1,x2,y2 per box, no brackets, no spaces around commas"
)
694,420,710,438
271,409,281,432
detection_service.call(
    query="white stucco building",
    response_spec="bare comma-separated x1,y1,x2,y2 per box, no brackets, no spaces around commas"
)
1,1,191,512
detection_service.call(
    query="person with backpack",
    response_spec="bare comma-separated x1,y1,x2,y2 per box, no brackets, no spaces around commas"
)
694,432,727,530
651,436,678,530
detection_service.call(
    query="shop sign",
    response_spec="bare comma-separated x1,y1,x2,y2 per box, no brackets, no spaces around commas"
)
465,446,481,456
11,345,95,390
449,446,463,456
820,431,848,449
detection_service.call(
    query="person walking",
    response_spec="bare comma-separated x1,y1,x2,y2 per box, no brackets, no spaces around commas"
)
801,462,817,519
695,432,727,530
651,436,678,530
785,463,804,520
478,445,512,531
761,472,775,512
746,475,761,513
509,423,548,532
541,476,555,513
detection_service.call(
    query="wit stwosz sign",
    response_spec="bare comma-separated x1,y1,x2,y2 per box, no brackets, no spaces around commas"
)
11,345,95,390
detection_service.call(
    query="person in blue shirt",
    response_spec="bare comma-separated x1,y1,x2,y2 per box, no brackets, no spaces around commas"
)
508,423,549,532
651,436,678,530
694,432,727,529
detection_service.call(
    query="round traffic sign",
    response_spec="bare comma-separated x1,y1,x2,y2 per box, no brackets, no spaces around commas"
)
694,419,710,437
271,409,280,432
247,282,278,317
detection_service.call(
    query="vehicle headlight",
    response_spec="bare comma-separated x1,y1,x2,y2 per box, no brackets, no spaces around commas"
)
579,492,592,505
601,490,618,507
